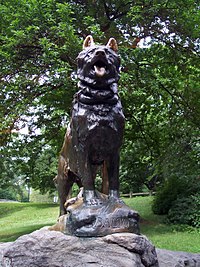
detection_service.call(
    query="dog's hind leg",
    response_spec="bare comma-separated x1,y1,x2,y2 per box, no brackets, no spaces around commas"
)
55,154,82,216
56,170,82,216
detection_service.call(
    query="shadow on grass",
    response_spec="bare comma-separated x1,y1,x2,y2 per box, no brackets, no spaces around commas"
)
0,223,54,242
0,203,26,218
23,203,59,210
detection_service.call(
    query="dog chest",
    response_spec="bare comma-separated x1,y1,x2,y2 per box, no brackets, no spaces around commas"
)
71,102,125,153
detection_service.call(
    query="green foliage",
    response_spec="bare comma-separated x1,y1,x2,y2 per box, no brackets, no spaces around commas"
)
0,186,29,202
30,189,55,203
119,43,200,193
167,194,200,228
31,144,58,193
0,188,17,201
0,0,80,146
152,127,199,221
152,176,200,215
120,139,148,193
152,176,185,215
0,0,80,194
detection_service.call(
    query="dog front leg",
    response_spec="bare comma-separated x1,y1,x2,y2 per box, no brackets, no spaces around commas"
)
106,152,121,201
77,155,101,206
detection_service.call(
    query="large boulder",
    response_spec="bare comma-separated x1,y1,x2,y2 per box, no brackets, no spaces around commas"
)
0,227,199,267
156,249,200,267
0,227,157,267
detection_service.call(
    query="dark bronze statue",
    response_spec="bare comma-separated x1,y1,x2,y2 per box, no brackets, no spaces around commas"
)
54,36,139,236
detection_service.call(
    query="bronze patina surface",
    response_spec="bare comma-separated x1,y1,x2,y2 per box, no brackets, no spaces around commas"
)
55,36,139,236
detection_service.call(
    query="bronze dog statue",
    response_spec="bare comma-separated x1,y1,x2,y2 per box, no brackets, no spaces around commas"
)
55,36,125,216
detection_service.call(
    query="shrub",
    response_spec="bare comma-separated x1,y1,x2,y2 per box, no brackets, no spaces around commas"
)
0,188,17,201
167,194,200,228
152,175,186,215
152,175,200,215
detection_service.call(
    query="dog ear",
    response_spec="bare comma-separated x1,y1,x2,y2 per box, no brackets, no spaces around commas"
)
83,35,95,49
106,38,118,52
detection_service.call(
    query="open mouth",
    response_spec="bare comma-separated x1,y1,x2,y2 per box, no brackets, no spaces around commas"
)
93,60,107,77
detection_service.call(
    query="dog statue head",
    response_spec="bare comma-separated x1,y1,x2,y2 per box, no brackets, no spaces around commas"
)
77,36,120,87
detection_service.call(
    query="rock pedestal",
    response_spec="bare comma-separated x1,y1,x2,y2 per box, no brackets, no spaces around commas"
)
1,228,200,267
0,227,158,267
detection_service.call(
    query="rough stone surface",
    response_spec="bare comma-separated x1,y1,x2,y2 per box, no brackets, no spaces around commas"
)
0,227,199,267
0,242,12,265
102,233,158,267
156,248,200,267
0,227,157,267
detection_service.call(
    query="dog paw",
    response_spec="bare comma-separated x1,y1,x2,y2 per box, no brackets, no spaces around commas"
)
108,196,124,205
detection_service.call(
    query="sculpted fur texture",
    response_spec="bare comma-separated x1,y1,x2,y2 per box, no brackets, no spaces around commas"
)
55,36,125,216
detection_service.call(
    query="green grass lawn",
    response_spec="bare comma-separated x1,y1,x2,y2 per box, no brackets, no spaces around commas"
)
125,197,200,253
0,202,59,242
0,197,199,253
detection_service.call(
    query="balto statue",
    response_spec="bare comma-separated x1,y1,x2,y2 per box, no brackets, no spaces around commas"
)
55,36,125,216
